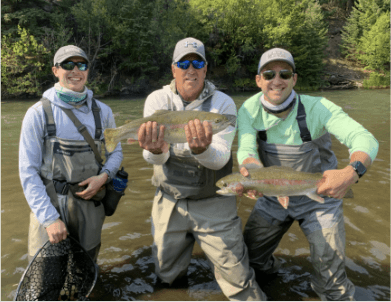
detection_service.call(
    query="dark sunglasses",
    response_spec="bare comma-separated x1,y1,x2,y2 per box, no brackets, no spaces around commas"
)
175,60,206,70
261,69,294,80
56,61,89,71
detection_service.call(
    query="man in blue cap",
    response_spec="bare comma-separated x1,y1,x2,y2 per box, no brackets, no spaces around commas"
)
137,37,267,300
236,48,379,300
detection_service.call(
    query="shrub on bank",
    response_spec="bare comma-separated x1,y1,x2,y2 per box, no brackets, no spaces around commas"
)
1,26,51,98
363,72,390,89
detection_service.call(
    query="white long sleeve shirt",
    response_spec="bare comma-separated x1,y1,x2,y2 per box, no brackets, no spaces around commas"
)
142,80,237,170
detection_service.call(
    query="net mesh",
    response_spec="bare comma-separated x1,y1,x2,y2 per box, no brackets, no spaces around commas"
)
15,237,98,301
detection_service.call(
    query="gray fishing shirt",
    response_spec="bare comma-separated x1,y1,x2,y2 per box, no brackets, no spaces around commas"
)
19,87,123,227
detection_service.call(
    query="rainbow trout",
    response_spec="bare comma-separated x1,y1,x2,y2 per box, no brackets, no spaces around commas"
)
104,110,236,153
216,166,325,209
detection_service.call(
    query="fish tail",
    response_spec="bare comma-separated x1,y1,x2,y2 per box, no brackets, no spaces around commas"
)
104,128,120,153
306,192,325,203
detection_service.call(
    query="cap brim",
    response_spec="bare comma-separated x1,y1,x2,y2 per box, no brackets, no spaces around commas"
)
259,59,295,73
173,51,207,64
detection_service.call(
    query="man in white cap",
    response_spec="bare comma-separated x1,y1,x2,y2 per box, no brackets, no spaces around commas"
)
19,45,123,299
236,47,379,300
137,37,266,300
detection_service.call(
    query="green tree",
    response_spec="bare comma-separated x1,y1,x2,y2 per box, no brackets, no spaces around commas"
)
358,12,390,71
1,0,60,37
191,0,327,88
341,0,390,65
1,26,51,98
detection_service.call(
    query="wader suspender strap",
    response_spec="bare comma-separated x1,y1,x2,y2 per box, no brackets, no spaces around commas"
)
41,97,104,165
91,99,102,139
60,107,104,166
42,97,56,137
295,95,312,142
201,96,212,111
257,95,312,142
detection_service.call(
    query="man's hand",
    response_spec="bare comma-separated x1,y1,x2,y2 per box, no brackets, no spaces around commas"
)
185,119,213,154
317,166,358,199
138,121,169,154
75,172,108,200
46,219,68,244
236,157,264,199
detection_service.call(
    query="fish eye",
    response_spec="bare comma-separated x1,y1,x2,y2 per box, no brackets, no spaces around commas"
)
215,118,221,123
223,183,227,187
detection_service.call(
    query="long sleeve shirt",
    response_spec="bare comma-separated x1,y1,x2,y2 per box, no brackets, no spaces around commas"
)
19,87,123,227
237,92,379,165
142,80,237,170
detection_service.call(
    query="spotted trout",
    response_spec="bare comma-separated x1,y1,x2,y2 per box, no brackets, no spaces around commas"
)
104,110,236,153
216,166,326,209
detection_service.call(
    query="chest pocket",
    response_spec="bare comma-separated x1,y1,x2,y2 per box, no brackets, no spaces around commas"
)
51,138,102,183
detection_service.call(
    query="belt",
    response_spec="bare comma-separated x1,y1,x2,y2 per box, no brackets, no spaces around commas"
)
53,180,70,195
52,180,103,207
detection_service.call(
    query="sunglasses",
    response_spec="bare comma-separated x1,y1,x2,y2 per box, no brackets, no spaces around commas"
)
175,60,206,70
56,61,89,71
261,69,294,81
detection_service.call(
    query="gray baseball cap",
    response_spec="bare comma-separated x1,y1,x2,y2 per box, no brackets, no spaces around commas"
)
53,45,89,66
258,48,295,74
172,37,207,64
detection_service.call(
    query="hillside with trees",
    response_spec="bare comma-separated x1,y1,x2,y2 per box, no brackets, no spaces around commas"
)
1,0,389,99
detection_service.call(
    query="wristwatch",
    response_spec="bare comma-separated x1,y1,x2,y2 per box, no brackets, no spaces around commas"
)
349,161,366,182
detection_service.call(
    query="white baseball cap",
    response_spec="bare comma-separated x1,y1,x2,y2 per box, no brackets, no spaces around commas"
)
172,37,207,64
258,48,295,74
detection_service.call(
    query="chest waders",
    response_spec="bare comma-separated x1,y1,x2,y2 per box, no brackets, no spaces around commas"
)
151,95,233,200
257,96,338,173
39,98,105,258
244,96,355,300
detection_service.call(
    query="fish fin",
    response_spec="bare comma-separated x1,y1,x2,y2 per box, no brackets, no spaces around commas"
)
242,163,263,171
151,110,171,116
277,196,289,209
104,128,120,153
343,188,354,199
244,193,258,200
127,138,137,145
216,190,236,196
306,192,325,203
268,166,295,171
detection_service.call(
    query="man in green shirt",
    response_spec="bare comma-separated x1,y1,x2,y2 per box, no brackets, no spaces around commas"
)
236,48,379,300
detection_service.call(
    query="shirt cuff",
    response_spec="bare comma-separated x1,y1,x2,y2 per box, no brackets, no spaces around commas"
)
146,151,170,165
42,217,60,228
191,145,212,159
101,169,112,184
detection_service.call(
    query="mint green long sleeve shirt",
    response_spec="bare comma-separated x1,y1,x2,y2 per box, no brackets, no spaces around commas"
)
237,92,379,165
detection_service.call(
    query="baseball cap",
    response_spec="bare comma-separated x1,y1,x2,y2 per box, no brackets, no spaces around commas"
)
172,37,207,64
53,45,90,66
258,48,295,74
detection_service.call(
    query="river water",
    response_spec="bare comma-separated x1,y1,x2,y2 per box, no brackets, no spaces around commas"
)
2,89,390,301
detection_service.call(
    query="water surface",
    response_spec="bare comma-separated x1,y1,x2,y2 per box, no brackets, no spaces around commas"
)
2,89,390,300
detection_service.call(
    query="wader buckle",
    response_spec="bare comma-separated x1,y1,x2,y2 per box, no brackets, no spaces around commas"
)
53,180,70,195
77,124,87,132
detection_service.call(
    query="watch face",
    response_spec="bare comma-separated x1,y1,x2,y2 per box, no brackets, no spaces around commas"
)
352,161,366,177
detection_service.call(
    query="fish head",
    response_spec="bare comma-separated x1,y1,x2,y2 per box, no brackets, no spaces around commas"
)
208,114,236,133
216,179,239,196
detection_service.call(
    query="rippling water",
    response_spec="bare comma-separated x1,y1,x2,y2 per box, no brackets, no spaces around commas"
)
2,89,390,300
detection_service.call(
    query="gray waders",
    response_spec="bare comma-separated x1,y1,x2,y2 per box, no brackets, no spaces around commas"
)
28,97,106,261
243,96,355,300
151,96,267,300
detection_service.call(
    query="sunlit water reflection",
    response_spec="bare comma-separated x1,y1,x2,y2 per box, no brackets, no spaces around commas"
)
2,89,390,300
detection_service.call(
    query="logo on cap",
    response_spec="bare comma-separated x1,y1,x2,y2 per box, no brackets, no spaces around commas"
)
268,50,288,59
184,41,197,48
